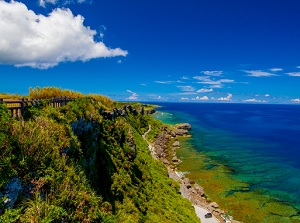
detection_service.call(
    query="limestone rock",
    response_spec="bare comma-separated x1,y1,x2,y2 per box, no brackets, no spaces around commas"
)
172,141,180,147
172,156,178,162
175,129,189,136
183,178,191,189
210,202,219,209
162,158,170,165
176,123,192,130
193,183,205,196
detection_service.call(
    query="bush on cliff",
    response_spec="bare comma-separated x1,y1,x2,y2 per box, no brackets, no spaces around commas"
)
0,96,199,222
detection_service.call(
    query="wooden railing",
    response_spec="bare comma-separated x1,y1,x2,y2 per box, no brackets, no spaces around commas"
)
0,97,74,118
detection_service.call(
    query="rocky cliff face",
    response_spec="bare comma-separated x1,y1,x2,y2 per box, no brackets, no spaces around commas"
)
101,105,156,120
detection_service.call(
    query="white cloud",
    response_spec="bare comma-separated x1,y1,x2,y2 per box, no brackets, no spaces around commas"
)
193,96,209,101
181,76,189,80
286,72,300,77
201,70,223,76
154,81,175,84
0,1,127,69
291,98,300,103
126,90,138,100
117,59,122,64
244,70,277,77
270,68,283,72
141,83,147,86
177,85,196,92
296,66,300,69
39,0,90,7
196,81,221,85
193,76,211,81
194,77,234,86
265,94,270,97
148,94,166,100
219,79,234,83
39,0,58,7
242,98,267,103
197,88,213,93
210,84,223,88
181,97,189,101
217,94,232,101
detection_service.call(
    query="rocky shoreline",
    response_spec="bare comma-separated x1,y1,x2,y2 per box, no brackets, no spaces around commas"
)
151,123,241,223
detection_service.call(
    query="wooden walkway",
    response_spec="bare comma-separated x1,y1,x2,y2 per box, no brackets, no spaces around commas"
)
0,97,74,118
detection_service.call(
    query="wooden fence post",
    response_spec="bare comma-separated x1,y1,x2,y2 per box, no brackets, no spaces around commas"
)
21,98,25,117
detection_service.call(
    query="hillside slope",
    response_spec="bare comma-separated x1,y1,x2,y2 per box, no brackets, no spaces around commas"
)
0,96,199,222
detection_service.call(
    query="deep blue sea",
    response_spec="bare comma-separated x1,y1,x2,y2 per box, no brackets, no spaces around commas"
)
153,102,300,212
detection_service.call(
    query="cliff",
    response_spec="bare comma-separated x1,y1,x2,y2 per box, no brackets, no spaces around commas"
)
0,97,198,222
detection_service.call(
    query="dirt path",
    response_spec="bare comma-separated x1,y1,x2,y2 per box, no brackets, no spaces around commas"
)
142,125,157,159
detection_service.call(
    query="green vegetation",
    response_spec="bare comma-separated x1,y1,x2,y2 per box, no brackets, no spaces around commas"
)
0,88,199,222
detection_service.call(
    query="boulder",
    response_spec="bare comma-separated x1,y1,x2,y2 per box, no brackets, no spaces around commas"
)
183,178,191,189
190,187,198,194
162,158,170,165
172,141,180,147
175,129,188,136
193,183,205,196
210,202,219,209
176,123,192,130
171,131,176,137
172,156,178,162
214,209,224,214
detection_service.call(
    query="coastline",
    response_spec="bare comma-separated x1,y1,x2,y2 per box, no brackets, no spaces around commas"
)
152,106,300,223
143,122,240,223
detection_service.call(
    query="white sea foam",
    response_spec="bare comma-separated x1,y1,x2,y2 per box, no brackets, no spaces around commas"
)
175,171,190,179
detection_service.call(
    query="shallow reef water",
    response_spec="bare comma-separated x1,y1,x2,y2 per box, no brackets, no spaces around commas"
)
153,103,300,223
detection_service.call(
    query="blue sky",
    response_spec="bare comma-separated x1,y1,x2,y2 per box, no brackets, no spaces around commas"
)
1,0,300,103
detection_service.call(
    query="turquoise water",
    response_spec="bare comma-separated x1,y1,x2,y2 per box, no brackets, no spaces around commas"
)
153,103,300,215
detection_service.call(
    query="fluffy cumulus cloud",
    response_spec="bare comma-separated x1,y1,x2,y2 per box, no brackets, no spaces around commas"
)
291,98,300,103
197,88,213,93
244,70,277,77
217,93,232,101
39,0,57,7
126,90,138,100
193,95,209,101
0,1,127,69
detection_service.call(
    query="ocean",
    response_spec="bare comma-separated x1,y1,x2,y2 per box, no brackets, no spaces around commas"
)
153,102,300,223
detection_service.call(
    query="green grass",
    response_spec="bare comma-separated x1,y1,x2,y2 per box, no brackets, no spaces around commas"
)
0,96,199,222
